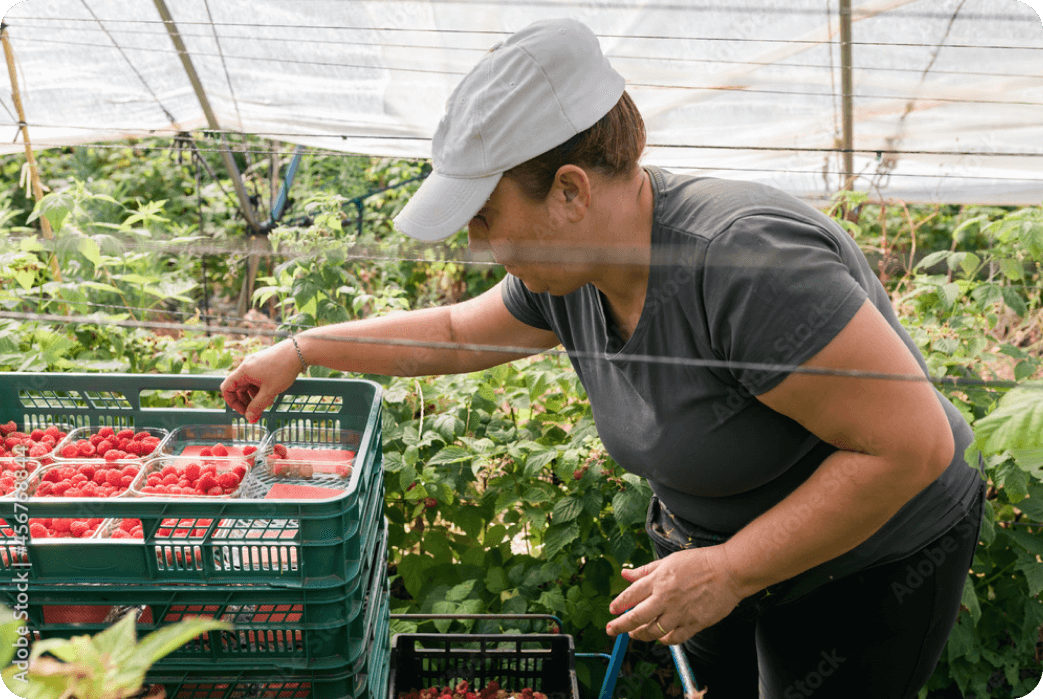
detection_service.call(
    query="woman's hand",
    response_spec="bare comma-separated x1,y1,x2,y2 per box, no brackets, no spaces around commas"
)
220,339,304,423
606,546,745,645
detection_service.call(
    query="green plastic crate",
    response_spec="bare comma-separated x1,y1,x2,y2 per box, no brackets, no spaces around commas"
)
0,372,383,587
144,597,392,699
5,521,389,671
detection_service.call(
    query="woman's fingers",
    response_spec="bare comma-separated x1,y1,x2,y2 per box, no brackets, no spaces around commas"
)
610,560,660,614
606,597,661,638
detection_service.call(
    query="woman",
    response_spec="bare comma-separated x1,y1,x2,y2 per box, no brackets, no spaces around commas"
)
221,18,984,698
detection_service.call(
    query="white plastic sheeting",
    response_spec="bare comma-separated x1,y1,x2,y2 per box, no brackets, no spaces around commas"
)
0,0,1041,204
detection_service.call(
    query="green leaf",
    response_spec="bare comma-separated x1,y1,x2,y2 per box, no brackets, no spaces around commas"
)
551,496,583,524
0,607,24,668
542,521,580,559
13,269,35,291
89,610,142,666
608,527,637,565
960,575,981,626
77,237,102,268
1001,286,1028,316
131,618,231,670
997,257,1024,281
975,382,1043,453
612,488,647,529
427,446,472,466
485,566,509,594
1017,559,1043,597
523,448,557,477
916,250,950,270
446,579,477,602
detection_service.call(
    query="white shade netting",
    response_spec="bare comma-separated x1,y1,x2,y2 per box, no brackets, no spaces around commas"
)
0,0,1041,205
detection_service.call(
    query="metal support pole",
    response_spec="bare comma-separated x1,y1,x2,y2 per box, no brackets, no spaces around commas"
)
839,0,855,190
153,0,260,232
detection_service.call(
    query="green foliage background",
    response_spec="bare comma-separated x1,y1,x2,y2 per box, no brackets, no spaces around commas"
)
1,139,1042,698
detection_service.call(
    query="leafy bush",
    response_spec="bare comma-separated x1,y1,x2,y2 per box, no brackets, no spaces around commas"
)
1,143,1041,697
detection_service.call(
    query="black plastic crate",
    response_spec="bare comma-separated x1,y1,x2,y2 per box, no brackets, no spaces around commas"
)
388,634,579,699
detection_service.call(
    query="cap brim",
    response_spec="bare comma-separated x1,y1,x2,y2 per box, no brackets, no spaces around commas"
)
393,171,501,242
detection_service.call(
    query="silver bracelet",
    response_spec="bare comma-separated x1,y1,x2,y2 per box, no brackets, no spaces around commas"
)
290,335,308,372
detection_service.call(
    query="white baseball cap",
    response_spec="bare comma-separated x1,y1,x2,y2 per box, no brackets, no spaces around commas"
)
393,18,625,242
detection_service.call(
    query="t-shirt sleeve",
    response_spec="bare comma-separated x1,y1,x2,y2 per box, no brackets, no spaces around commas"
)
500,273,554,331
702,214,868,395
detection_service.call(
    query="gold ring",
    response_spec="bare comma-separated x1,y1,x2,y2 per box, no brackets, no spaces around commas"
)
655,619,668,636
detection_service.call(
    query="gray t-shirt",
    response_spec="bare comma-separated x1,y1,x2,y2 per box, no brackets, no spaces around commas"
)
502,166,983,593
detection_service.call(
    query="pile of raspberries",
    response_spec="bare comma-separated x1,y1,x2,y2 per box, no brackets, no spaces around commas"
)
0,422,66,461
36,462,141,498
59,427,161,461
397,681,549,699
137,457,247,497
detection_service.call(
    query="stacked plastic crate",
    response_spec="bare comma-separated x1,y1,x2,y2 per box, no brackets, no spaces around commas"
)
0,372,390,699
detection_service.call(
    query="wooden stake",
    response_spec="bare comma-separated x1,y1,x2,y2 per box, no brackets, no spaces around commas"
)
1,24,61,281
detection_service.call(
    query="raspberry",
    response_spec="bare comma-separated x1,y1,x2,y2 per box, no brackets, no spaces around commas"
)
207,486,224,496
232,464,248,480
140,486,156,494
162,473,179,486
121,465,138,478
97,439,114,455
29,429,44,442
78,442,96,457
160,465,178,478
242,446,257,456
104,450,124,462
35,518,51,528
65,488,82,498
130,527,143,538
120,518,139,532
28,444,48,457
29,523,48,538
116,429,135,441
112,529,131,539
217,472,240,489
185,463,201,482
211,444,229,457
123,441,141,456
199,447,213,457
119,475,134,488
133,431,150,441
44,426,60,439
40,434,56,446
80,483,98,497
4,438,20,451
117,438,131,451
92,470,108,485
197,474,218,492
106,470,122,486
272,444,288,458
71,473,88,484
77,464,96,480
0,422,16,436
89,434,104,446
147,475,161,487
88,518,103,527
98,426,115,439
51,518,71,533
69,521,89,537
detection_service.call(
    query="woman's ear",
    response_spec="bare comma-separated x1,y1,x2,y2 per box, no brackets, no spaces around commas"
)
553,165,591,220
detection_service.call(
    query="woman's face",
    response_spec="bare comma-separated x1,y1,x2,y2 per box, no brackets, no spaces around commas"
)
467,176,591,296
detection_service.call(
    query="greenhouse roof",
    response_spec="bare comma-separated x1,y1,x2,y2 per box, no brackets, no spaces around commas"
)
0,0,1041,205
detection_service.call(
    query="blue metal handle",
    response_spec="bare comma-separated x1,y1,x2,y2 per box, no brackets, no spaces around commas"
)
598,632,630,699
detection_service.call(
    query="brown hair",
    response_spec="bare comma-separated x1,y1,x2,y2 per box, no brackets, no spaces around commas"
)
503,90,646,201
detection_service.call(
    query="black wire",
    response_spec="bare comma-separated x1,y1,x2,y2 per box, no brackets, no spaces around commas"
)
15,128,1043,160
18,30,1043,80
9,16,1043,51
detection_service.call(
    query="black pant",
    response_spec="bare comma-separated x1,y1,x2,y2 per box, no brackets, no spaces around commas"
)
649,487,984,699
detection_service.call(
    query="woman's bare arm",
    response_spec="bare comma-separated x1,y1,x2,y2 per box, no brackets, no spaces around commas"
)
220,281,559,422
